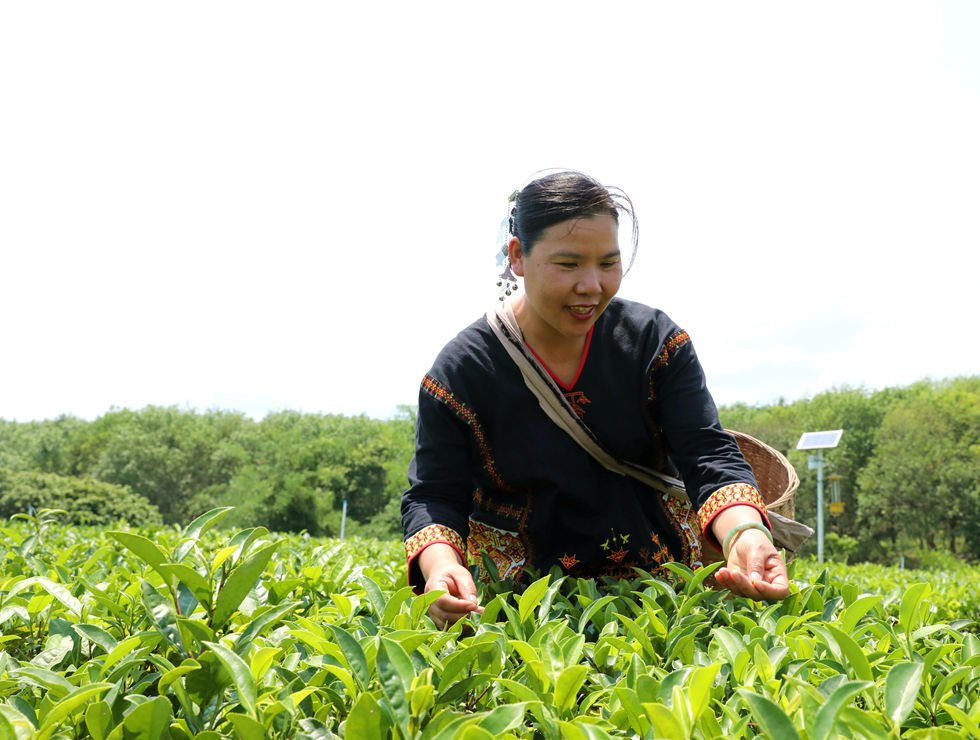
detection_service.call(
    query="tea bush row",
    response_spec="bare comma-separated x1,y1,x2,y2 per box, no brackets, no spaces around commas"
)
0,510,977,738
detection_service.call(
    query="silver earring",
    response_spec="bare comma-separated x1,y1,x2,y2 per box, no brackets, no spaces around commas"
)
495,256,519,301
494,190,520,301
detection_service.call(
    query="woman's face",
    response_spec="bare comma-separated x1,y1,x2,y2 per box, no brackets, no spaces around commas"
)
508,213,622,349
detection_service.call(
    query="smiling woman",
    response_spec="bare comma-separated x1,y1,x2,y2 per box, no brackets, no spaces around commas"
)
401,171,789,628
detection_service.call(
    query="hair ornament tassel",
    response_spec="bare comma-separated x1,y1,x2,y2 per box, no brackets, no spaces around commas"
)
495,189,520,301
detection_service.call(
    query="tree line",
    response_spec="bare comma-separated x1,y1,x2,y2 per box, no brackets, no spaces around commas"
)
0,406,415,539
1,375,977,563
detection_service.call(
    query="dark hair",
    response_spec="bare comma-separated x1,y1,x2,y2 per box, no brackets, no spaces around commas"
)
510,170,638,271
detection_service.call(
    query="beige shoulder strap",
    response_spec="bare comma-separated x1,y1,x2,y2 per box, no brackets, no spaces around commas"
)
485,305,812,554
485,304,687,499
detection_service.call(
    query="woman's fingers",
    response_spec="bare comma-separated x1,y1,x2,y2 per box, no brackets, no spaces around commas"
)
717,537,791,601
425,565,483,628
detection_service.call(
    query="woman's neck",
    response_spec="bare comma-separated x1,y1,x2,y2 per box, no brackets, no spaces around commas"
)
511,296,591,386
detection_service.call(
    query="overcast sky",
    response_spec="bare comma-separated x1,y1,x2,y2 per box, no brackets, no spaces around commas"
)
2,1,978,423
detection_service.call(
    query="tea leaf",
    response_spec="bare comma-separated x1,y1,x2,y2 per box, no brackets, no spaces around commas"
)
939,702,980,737
12,665,74,699
140,579,183,652
226,712,266,740
234,601,298,655
115,696,173,738
898,582,929,635
346,691,390,739
158,564,213,608
212,540,281,628
518,575,551,625
379,637,416,696
359,574,388,619
577,595,617,633
84,701,112,740
884,661,923,727
182,507,235,541
824,624,873,682
838,706,890,740
553,664,589,716
813,680,871,740
328,625,370,691
737,690,801,740
478,703,527,734
556,720,617,740
204,641,257,719
383,586,416,626
687,663,719,723
108,532,170,580
72,623,118,655
35,683,113,740
839,594,882,634
641,702,685,740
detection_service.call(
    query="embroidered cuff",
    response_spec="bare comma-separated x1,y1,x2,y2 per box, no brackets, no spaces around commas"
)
405,524,466,593
697,483,770,550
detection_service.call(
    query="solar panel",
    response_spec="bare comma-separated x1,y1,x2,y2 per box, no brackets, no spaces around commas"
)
796,430,843,450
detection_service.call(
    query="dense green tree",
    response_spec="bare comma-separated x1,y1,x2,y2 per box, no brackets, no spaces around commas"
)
87,407,256,523
0,467,162,527
858,378,980,557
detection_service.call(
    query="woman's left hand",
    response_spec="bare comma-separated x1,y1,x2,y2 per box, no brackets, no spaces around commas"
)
715,527,790,600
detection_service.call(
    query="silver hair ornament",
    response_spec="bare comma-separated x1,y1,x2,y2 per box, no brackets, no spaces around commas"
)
495,190,520,301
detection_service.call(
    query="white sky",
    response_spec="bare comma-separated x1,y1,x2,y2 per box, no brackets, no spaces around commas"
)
2,1,978,423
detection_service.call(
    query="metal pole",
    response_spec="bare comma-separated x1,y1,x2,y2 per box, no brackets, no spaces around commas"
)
340,495,348,540
816,450,824,564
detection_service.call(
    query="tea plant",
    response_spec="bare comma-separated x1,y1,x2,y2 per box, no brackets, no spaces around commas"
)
0,510,977,738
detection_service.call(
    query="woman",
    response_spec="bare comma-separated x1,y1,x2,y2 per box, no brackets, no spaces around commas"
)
402,171,789,627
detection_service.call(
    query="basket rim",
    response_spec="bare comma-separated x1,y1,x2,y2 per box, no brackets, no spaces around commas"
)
726,428,800,506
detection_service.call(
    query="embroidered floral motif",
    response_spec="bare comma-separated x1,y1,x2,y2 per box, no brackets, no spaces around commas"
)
646,533,671,566
652,329,691,372
564,390,591,418
600,530,630,552
661,492,703,569
559,553,580,569
607,547,629,564
468,520,526,582
697,483,768,538
422,375,509,489
404,524,465,563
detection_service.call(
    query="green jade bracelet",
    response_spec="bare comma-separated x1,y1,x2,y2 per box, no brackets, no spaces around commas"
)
722,521,773,561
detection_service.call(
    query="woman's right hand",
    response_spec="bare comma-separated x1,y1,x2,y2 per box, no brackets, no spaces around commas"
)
419,543,483,628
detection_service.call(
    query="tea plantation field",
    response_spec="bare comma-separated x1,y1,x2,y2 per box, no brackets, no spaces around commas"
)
1,508,978,739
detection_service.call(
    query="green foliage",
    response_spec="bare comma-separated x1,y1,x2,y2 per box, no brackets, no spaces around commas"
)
0,517,978,738
857,377,980,557
0,468,162,527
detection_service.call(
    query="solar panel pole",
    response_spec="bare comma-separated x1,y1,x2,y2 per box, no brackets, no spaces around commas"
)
799,430,843,564
807,450,825,563
816,451,824,564
340,494,349,540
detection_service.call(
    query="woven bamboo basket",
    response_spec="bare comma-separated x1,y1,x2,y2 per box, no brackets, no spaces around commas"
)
728,429,799,520
699,430,800,567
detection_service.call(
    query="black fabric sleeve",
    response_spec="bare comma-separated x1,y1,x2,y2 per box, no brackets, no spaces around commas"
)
400,375,476,588
649,335,758,510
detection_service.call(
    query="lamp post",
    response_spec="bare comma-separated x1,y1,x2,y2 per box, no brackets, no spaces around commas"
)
797,430,843,563
340,493,349,540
